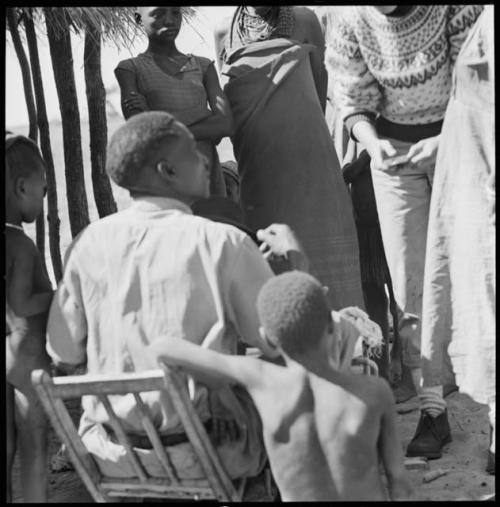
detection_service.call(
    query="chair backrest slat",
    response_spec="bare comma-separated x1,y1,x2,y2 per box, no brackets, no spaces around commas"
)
97,394,149,482
161,365,241,502
32,367,243,502
51,372,164,398
132,392,180,485
32,370,108,502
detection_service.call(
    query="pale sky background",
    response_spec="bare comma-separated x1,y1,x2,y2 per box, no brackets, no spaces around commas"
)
5,6,237,129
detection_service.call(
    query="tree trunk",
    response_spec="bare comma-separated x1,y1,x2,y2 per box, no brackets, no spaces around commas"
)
84,24,117,218
24,9,63,283
7,8,46,263
44,7,90,238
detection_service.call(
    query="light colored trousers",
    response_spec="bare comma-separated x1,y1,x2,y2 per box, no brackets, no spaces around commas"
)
371,138,455,385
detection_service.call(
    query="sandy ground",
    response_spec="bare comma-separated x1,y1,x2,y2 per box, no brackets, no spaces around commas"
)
396,391,494,501
11,389,494,502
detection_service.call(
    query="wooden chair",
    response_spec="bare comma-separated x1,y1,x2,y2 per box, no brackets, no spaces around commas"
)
32,365,248,502
351,356,379,376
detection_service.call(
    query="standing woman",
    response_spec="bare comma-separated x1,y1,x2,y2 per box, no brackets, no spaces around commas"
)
328,4,483,431
115,6,232,196
214,6,364,310
417,6,495,472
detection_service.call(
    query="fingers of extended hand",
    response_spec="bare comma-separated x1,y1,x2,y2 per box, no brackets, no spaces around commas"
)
256,228,270,243
259,240,269,253
407,141,424,161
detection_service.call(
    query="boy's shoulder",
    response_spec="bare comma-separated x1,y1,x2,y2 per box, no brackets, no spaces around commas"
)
344,371,394,406
310,367,393,408
6,229,38,256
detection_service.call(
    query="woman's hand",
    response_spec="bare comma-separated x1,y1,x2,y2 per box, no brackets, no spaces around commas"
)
406,135,441,166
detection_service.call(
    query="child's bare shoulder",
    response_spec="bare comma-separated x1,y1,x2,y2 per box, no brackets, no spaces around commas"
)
312,369,393,407
6,230,38,261
350,373,394,406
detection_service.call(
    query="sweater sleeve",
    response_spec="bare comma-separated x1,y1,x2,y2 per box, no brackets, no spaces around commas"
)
327,8,382,123
447,4,484,66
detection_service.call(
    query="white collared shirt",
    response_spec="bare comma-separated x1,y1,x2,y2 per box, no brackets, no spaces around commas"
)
47,196,274,433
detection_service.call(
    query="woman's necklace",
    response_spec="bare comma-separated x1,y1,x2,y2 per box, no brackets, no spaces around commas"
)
6,222,24,232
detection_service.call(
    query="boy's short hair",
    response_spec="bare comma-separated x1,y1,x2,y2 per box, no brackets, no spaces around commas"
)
5,132,45,181
257,271,331,356
106,111,179,189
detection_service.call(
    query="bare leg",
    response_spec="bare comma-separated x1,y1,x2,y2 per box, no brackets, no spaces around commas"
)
14,388,49,502
6,381,17,503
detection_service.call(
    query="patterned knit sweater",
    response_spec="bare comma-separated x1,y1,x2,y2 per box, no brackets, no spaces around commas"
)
326,5,484,126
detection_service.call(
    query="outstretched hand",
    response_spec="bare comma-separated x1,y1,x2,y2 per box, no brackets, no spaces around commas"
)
256,224,309,272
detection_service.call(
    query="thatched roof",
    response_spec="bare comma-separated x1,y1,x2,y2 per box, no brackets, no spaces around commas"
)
8,7,199,50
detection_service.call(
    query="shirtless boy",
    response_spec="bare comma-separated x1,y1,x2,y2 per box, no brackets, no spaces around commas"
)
5,133,53,502
151,271,412,501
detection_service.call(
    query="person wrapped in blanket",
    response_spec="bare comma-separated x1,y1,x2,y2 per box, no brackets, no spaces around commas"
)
213,6,365,311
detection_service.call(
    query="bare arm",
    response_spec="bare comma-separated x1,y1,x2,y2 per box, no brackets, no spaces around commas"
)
7,246,53,317
114,67,149,119
149,338,267,392
378,381,413,500
187,63,233,143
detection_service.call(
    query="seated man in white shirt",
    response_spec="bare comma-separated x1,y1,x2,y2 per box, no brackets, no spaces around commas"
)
46,111,285,481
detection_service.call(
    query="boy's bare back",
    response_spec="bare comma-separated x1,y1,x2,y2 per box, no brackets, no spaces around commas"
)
250,360,390,501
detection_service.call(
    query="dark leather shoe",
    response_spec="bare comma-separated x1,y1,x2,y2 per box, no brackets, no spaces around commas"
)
406,410,452,459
